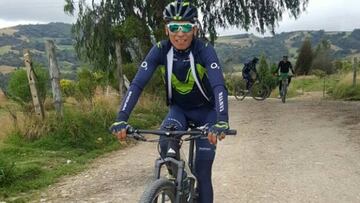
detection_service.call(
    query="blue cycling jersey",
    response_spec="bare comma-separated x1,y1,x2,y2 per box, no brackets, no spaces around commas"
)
116,38,228,123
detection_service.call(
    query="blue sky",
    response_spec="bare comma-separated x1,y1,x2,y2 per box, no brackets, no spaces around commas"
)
0,0,359,36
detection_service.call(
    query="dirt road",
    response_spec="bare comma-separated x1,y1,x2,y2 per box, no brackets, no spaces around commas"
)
37,95,360,203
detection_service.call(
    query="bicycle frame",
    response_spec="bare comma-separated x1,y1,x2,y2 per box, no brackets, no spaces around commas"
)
129,127,236,203
153,137,197,203
279,73,290,103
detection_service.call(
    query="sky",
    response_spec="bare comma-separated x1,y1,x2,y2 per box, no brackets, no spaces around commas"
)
0,0,359,36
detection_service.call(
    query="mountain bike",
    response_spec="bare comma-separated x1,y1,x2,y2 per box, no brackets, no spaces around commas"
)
279,73,290,103
234,76,270,101
126,125,237,203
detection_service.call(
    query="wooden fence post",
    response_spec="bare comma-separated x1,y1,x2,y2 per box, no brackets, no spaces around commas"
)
23,49,45,119
353,57,357,87
45,40,63,117
115,40,125,97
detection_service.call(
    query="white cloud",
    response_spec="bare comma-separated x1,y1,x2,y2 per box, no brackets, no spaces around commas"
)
0,0,359,35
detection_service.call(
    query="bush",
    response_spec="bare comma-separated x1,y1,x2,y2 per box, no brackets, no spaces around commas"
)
258,56,278,92
331,84,360,100
76,69,97,102
225,74,244,95
60,79,76,97
7,65,49,105
0,157,16,187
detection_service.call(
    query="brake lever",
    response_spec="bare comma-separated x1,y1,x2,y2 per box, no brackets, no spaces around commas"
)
132,133,147,141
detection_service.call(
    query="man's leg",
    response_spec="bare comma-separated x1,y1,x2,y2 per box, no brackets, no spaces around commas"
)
159,105,187,159
187,107,217,203
279,80,283,95
195,138,216,203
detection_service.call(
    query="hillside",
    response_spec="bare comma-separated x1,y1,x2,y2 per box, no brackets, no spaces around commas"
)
0,23,359,74
215,29,360,70
0,22,78,74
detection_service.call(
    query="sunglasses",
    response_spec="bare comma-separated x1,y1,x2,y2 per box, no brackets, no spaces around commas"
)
166,23,195,33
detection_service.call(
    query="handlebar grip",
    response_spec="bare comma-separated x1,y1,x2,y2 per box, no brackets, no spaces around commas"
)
226,129,237,135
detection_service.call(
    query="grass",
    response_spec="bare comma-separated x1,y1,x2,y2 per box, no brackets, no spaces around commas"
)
0,65,16,74
0,93,167,202
57,45,74,51
271,72,360,101
0,46,11,55
267,75,341,98
328,73,360,100
0,28,17,35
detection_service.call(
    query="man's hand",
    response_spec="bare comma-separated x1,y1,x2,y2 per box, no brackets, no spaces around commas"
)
208,121,229,145
109,121,130,141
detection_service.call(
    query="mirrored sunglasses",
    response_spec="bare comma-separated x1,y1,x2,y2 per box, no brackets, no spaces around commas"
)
166,23,195,33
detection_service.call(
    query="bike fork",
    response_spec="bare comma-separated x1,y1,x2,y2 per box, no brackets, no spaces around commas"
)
154,157,186,203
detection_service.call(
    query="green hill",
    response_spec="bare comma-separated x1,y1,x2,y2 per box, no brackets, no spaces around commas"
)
0,22,359,74
0,22,78,73
215,29,360,71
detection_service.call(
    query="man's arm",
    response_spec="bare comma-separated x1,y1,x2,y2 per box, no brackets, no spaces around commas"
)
200,43,228,123
276,61,281,74
289,62,295,75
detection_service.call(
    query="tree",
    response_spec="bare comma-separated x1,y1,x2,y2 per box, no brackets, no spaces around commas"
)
295,38,313,75
311,40,334,74
257,55,277,90
195,0,309,43
64,0,309,90
64,0,154,96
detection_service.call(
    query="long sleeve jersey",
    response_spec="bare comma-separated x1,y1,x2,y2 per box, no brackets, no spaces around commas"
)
116,38,229,123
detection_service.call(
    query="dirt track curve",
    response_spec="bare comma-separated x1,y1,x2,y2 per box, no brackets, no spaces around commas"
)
35,94,360,203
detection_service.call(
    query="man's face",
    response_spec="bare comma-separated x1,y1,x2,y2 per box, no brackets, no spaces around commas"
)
166,21,197,50
283,57,288,61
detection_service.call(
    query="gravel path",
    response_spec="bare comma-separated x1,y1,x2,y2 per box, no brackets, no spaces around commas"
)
36,96,360,203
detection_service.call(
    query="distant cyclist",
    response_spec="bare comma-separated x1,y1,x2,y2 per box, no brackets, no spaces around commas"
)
276,56,295,94
242,57,259,90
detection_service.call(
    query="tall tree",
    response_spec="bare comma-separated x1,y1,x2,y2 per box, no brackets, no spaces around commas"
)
195,0,309,43
295,38,313,75
64,0,309,88
311,39,334,74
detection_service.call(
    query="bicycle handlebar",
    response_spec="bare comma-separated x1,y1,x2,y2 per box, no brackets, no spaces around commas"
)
126,127,237,141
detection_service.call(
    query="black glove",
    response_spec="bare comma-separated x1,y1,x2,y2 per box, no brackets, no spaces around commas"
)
109,121,130,134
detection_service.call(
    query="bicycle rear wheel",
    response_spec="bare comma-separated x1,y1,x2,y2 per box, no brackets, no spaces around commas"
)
234,85,247,101
139,178,176,203
251,82,269,101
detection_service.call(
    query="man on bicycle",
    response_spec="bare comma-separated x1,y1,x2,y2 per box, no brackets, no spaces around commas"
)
276,55,295,95
110,1,230,203
242,57,259,90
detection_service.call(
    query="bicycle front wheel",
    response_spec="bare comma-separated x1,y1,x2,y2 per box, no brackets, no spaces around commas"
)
139,178,176,203
234,85,247,101
251,82,269,101
281,83,287,103
281,80,288,103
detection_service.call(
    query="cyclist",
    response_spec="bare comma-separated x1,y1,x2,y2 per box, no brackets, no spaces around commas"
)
242,57,259,90
110,1,230,203
276,55,295,95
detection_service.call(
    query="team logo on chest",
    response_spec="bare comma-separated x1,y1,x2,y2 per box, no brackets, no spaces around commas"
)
141,61,148,70
210,62,220,69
